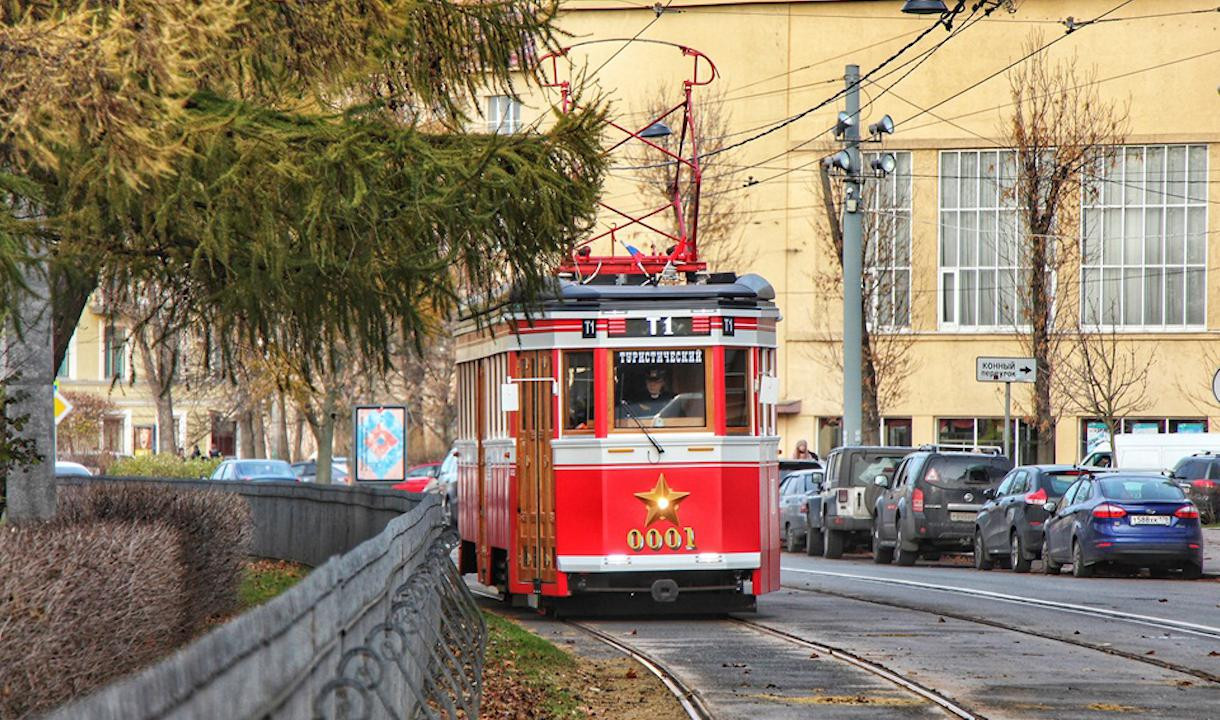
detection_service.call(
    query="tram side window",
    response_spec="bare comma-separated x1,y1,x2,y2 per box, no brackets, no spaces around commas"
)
564,351,595,431
614,349,706,429
725,349,750,430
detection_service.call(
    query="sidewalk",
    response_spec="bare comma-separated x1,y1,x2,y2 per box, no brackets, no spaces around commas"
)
1203,527,1219,576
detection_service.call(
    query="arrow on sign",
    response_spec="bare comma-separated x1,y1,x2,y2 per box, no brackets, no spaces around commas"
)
54,390,73,425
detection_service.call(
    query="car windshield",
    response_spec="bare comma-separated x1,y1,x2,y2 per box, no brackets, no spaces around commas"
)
1043,471,1084,497
236,460,293,478
1099,478,1186,501
923,456,1009,489
849,453,906,487
407,465,434,478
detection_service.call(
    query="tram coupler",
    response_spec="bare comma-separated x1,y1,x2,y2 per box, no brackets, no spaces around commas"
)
650,578,680,602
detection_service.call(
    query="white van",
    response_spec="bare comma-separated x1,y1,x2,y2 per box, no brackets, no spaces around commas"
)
1110,432,1220,471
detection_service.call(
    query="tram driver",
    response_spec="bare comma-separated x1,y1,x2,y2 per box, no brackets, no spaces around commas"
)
620,368,674,419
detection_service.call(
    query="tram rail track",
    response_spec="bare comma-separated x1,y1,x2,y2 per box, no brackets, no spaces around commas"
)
781,568,1220,684
729,617,984,720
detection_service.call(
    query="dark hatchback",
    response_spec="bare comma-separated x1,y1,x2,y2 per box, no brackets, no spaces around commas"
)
873,450,1012,565
1042,474,1204,579
1169,454,1220,524
973,465,1085,572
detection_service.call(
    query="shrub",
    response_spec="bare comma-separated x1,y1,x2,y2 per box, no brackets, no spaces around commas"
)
58,482,252,633
0,521,186,720
106,454,222,479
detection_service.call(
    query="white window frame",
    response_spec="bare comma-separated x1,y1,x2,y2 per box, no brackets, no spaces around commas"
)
1080,144,1208,331
863,151,912,330
486,95,521,134
936,416,1035,465
938,150,1027,332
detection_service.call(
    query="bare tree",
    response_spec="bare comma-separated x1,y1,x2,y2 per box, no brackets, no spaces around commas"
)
628,87,753,270
1056,318,1153,451
1003,33,1127,462
810,156,918,444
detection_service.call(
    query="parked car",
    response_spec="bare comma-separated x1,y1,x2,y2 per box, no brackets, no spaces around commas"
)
392,462,443,493
212,459,298,483
973,465,1088,572
1042,474,1204,579
54,461,93,478
290,458,350,484
873,447,1012,566
779,468,824,552
1168,453,1220,524
807,446,912,558
778,459,822,488
436,447,459,521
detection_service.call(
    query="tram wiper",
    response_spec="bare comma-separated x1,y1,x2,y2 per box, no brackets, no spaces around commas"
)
619,400,665,456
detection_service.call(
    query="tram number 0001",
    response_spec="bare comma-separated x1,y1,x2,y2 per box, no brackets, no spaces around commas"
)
626,527,696,551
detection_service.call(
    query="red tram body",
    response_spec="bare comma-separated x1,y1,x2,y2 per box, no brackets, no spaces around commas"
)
454,275,782,612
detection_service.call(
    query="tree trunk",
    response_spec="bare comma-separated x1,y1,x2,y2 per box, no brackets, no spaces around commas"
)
273,393,290,460
3,259,57,520
1029,234,1056,463
251,401,267,459
292,413,305,462
314,390,338,484
136,329,178,455
860,328,881,445
50,265,98,376
238,410,255,458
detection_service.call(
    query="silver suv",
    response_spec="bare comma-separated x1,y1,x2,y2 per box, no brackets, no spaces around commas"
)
807,446,912,558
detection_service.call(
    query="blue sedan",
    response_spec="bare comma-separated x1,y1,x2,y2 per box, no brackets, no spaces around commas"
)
1042,474,1204,579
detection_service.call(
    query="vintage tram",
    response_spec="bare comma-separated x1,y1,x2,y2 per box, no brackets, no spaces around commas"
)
453,43,783,612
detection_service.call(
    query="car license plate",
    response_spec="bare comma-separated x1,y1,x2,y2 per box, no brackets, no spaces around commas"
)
950,511,976,523
1129,515,1170,526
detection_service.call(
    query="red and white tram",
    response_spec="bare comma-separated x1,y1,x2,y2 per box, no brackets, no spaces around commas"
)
453,43,782,612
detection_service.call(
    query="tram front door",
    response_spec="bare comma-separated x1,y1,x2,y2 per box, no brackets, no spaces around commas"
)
516,351,557,589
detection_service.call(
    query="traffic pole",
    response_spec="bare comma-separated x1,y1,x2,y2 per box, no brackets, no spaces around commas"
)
841,64,863,447
1003,381,1011,460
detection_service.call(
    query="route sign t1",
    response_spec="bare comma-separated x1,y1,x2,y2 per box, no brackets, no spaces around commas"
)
976,357,1037,384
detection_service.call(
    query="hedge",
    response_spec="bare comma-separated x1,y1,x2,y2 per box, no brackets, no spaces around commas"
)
57,482,252,636
0,521,187,720
106,454,222,479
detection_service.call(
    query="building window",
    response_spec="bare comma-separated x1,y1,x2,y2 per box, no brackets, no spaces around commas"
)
1081,145,1208,328
937,416,1037,465
816,416,842,458
882,417,912,447
1079,417,1208,458
864,151,912,328
939,150,1023,328
56,341,72,379
103,325,126,379
486,95,521,134
103,416,125,453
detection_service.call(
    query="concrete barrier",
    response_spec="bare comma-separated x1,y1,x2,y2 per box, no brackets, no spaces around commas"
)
58,477,423,567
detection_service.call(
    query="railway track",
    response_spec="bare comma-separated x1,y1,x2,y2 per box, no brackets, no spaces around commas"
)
782,567,1220,684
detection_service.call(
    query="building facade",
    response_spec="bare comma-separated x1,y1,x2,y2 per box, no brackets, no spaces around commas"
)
495,0,1219,462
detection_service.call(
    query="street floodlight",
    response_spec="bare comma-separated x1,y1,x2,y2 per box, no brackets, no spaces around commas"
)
901,0,948,13
870,153,897,176
823,150,853,174
833,111,855,138
868,114,895,138
639,121,673,139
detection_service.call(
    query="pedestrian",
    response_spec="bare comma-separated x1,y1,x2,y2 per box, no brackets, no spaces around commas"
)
793,439,816,460
190,444,202,459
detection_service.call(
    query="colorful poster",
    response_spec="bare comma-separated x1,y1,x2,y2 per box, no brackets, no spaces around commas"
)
1084,421,1110,453
353,406,408,482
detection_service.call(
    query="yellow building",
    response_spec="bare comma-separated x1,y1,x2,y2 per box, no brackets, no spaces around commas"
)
495,0,1220,463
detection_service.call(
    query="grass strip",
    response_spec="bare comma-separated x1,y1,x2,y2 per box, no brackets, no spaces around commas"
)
483,610,584,718
238,558,310,609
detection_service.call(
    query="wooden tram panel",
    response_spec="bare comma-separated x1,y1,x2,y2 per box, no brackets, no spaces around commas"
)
454,274,781,610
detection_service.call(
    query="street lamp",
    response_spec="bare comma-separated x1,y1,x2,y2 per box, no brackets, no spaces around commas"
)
870,153,897,176
640,121,672,139
822,150,853,174
901,0,947,13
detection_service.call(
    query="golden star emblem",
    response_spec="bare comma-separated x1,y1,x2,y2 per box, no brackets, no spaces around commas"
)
633,474,691,527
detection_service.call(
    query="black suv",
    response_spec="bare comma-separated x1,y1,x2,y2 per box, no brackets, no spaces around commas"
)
806,446,912,558
1169,454,1220,524
973,465,1087,572
872,448,1012,565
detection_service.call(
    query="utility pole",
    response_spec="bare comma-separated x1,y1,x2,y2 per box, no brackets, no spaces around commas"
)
840,64,863,447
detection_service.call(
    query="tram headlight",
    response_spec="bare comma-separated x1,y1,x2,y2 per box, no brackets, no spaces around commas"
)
695,553,723,564
605,554,630,566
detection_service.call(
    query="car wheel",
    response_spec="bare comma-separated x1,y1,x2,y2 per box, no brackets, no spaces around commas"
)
785,527,801,553
1010,532,1032,574
1071,539,1094,578
973,529,993,571
1041,536,1061,575
823,527,845,559
1181,562,1203,580
872,518,893,564
806,524,824,556
894,520,917,566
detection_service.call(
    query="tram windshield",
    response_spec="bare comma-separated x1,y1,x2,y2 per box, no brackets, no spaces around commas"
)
614,349,706,428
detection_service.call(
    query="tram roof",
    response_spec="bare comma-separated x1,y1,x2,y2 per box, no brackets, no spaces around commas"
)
536,272,776,310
